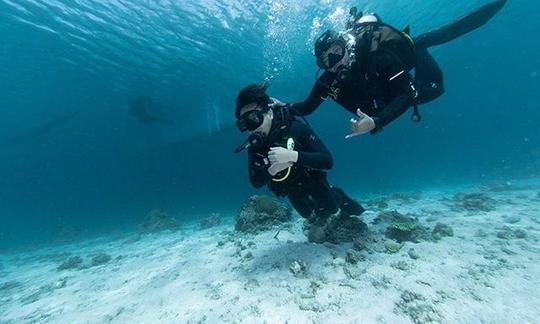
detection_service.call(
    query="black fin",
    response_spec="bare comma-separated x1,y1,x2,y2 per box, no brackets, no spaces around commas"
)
403,25,411,35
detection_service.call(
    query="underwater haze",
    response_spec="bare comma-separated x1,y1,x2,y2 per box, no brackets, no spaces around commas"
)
3,1,540,323
0,0,539,247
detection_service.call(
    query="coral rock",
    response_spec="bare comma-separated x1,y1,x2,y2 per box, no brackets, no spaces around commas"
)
452,192,496,212
90,253,112,267
140,210,178,234
325,214,368,244
345,249,364,264
289,260,307,277
58,256,83,271
235,195,292,234
432,223,454,240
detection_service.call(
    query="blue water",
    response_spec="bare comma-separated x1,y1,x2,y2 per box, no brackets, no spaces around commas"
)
0,0,539,248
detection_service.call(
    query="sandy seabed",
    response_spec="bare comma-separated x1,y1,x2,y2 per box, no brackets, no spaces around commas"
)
1,181,540,324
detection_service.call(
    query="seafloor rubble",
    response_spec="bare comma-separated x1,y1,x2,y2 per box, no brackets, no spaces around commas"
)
1,183,539,323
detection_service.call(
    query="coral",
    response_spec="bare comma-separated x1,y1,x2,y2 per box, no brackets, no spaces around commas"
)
374,210,410,225
391,261,411,271
235,195,292,234
451,192,496,212
90,253,111,267
386,219,421,242
496,226,527,240
352,237,367,251
244,278,260,292
305,224,327,244
432,223,454,240
243,252,254,261
408,248,420,260
345,249,364,264
140,210,178,234
57,256,83,271
325,214,368,244
253,195,282,214
199,213,222,229
385,242,403,254
395,290,443,324
343,264,367,280
376,210,429,242
289,260,307,277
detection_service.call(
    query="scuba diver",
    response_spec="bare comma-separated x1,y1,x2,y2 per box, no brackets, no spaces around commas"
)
291,0,507,137
234,83,364,243
128,96,174,125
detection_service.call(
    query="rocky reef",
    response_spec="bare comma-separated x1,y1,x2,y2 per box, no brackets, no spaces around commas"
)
139,209,178,234
235,195,292,234
451,192,496,212
325,214,368,244
57,253,112,271
375,210,429,243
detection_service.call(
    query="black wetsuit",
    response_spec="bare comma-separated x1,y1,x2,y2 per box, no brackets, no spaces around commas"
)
247,107,360,219
292,0,506,131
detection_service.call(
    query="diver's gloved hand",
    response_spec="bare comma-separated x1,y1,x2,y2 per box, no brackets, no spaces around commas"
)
267,162,293,176
268,147,299,165
346,109,376,139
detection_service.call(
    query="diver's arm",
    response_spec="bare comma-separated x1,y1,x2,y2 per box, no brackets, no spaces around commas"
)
371,55,414,133
248,149,269,188
371,94,411,133
290,79,328,116
293,122,333,170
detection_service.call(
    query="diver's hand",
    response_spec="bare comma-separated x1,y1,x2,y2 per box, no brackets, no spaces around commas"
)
346,109,376,139
267,162,293,176
268,147,298,165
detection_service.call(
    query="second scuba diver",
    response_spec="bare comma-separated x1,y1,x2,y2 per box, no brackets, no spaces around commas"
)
291,0,507,137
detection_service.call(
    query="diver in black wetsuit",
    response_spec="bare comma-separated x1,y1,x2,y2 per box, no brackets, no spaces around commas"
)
234,83,364,242
291,0,507,137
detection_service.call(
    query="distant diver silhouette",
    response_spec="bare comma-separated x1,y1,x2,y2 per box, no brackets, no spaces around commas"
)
128,96,174,125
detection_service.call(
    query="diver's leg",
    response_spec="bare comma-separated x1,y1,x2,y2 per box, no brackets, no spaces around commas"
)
331,187,365,216
295,182,334,243
414,0,507,49
309,180,340,219
415,48,445,105
288,191,314,219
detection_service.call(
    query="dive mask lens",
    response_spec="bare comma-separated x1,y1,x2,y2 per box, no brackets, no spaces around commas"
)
317,47,345,70
328,52,344,68
238,110,265,132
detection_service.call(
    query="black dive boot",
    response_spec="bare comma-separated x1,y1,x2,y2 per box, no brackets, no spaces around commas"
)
332,187,365,216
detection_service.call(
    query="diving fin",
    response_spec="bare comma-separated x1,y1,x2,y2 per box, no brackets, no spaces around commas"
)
403,25,411,35
414,0,508,48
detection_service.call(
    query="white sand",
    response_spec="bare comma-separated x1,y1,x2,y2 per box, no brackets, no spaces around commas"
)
1,182,539,323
